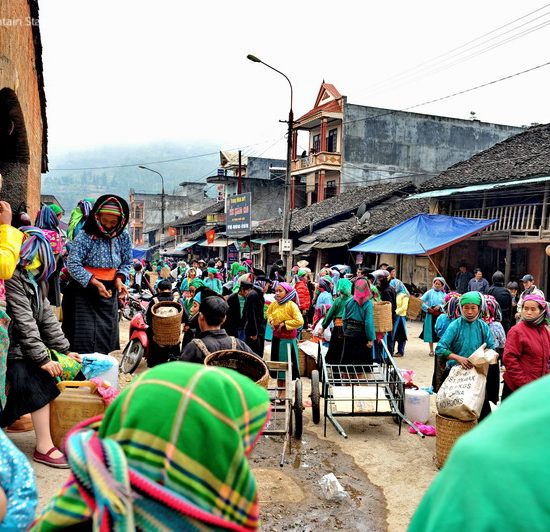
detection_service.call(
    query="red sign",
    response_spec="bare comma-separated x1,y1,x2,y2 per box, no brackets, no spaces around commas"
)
206,229,216,245
168,227,177,237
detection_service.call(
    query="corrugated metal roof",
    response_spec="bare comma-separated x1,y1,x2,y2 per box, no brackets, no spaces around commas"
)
408,175,550,200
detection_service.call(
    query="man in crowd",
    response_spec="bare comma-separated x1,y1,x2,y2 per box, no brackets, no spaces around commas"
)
516,274,545,318
178,295,255,363
454,262,473,294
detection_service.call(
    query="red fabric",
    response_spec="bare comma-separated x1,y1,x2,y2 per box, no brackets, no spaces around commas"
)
206,229,216,244
295,281,311,311
503,321,550,391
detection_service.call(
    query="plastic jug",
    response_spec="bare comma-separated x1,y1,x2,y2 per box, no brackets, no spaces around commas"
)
404,388,430,423
50,381,106,449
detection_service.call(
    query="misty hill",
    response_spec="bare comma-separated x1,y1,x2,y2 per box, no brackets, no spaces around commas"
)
41,142,221,213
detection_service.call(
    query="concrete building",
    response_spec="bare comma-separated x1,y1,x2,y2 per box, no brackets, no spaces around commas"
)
129,182,211,245
0,0,47,216
207,151,289,223
289,83,524,207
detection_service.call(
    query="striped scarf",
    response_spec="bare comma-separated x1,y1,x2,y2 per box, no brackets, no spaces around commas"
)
275,282,297,304
94,196,127,238
18,226,56,283
31,362,270,531
35,205,59,231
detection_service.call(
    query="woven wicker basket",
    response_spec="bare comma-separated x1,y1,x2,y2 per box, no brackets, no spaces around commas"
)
298,346,317,378
151,301,183,346
435,413,477,469
374,301,393,333
406,296,423,320
300,329,313,342
204,349,270,388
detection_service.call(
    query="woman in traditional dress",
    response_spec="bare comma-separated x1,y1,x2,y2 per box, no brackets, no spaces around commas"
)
341,278,376,366
436,291,496,420
312,276,333,328
267,282,304,384
204,267,223,294
502,293,550,400
62,195,132,355
31,362,270,531
321,278,352,364
390,278,409,357
420,277,446,356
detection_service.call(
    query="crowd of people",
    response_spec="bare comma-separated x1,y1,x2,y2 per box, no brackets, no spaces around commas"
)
1,187,550,528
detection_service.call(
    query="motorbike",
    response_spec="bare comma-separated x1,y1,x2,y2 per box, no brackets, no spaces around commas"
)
118,288,153,321
120,308,149,374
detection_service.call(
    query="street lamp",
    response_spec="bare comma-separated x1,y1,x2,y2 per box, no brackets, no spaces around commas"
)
138,165,166,246
247,54,293,278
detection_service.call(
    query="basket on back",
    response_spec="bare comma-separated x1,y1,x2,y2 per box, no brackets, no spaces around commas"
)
406,295,423,320
373,300,393,333
151,301,183,346
204,350,269,388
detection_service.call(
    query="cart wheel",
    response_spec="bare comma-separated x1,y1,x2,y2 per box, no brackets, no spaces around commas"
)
293,379,303,439
120,339,144,374
310,370,321,424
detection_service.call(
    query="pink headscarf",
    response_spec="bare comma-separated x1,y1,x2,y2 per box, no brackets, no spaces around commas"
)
353,278,371,306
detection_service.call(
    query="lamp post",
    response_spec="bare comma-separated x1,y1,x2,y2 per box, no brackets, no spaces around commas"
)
138,165,166,247
247,54,293,278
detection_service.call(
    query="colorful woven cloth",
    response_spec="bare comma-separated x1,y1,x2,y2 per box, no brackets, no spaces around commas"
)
92,196,128,238
18,226,56,283
35,205,60,231
67,198,94,241
31,362,270,531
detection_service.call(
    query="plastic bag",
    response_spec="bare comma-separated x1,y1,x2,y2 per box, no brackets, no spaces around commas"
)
81,353,116,380
319,473,350,502
313,321,331,341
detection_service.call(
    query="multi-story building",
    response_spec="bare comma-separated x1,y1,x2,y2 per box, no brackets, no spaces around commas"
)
289,83,524,207
129,182,210,245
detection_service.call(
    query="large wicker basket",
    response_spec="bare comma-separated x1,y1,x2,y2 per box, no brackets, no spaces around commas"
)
374,301,393,333
151,301,183,346
204,349,270,388
407,296,423,320
435,413,477,469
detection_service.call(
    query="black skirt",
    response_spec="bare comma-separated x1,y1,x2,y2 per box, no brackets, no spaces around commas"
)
62,280,119,354
0,359,60,427
341,332,373,366
325,325,345,364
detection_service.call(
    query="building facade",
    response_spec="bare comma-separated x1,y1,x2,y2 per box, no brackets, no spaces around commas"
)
0,0,46,216
289,83,524,207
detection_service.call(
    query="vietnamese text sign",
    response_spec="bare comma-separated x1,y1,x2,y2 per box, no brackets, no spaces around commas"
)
226,193,251,238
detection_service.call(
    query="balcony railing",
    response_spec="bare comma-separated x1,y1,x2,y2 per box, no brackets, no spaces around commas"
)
291,151,341,172
453,203,545,233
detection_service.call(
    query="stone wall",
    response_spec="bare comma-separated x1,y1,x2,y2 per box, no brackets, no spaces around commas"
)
0,0,44,217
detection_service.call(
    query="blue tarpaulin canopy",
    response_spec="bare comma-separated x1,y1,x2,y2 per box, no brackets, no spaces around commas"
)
132,247,148,260
350,214,497,255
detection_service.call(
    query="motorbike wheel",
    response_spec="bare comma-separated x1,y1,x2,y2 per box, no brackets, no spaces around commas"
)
120,339,145,374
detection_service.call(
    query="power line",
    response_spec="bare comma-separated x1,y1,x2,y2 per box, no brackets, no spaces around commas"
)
363,3,550,96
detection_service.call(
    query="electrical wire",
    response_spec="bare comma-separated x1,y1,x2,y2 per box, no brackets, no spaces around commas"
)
363,3,550,96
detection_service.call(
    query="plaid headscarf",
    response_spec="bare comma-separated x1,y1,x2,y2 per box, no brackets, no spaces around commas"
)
35,205,60,231
353,278,371,306
275,282,297,304
31,362,270,531
94,196,127,237
521,293,550,326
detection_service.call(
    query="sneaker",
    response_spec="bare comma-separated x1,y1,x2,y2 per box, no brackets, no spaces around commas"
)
428,351,435,357
393,352,404,358
33,447,69,469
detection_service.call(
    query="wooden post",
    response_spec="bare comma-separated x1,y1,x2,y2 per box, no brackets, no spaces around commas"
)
504,233,512,284
541,182,549,231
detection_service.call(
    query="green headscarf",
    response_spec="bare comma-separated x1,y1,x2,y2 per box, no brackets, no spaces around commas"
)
189,278,204,289
337,278,352,297
32,362,270,531
460,291,482,306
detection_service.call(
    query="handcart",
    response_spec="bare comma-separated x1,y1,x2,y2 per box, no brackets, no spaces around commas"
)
263,347,304,466
318,341,424,438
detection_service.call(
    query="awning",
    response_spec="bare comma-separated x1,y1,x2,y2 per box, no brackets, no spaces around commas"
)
292,242,317,255
160,247,187,256
132,247,148,260
176,241,197,250
250,238,279,245
350,214,497,255
314,241,350,249
408,175,550,200
198,238,236,247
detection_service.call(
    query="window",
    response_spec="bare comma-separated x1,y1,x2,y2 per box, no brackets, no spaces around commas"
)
327,128,337,152
325,180,337,199
312,134,320,154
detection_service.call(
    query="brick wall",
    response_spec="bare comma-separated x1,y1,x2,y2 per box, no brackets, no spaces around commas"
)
0,0,44,217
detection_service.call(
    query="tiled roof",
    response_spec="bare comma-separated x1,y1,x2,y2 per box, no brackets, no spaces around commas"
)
253,181,415,235
419,123,549,192
315,199,430,243
173,201,224,227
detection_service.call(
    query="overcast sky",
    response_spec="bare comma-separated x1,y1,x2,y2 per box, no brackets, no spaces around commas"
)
39,0,550,164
